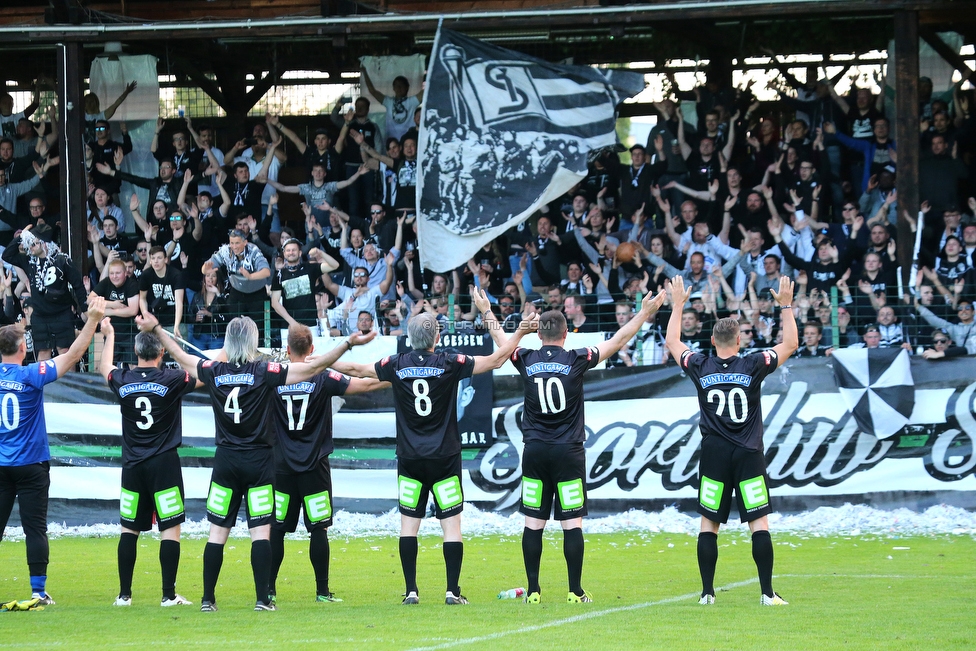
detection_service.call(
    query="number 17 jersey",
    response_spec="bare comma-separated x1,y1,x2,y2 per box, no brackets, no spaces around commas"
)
511,345,601,445
680,349,779,452
374,350,474,460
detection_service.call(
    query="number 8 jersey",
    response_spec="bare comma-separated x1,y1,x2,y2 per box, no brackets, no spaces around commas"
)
374,350,474,460
511,346,601,445
680,349,779,452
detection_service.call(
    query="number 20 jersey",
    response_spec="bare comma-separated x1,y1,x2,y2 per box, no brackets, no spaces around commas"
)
511,346,601,445
374,350,474,460
680,349,779,452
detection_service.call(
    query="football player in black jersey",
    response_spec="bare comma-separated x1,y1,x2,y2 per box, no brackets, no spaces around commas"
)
509,288,666,605
100,320,201,608
268,323,385,604
137,313,374,612
333,290,535,606
665,274,797,607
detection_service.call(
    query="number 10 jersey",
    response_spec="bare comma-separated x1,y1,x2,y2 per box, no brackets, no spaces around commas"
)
511,345,601,445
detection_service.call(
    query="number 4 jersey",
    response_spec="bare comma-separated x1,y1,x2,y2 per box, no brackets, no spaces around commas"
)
374,350,475,460
680,349,779,452
108,367,197,467
511,345,601,445
197,359,290,450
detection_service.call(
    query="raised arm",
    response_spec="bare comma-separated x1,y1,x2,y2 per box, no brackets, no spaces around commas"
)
472,314,538,374
98,317,115,381
721,111,738,161
54,297,106,378
677,111,692,160
136,312,201,377
664,275,692,361
598,288,667,362
285,331,377,384
270,116,308,154
102,81,137,120
335,165,366,190
769,274,798,362
360,68,387,103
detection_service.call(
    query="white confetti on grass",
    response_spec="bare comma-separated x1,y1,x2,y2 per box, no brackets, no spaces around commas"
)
3,503,975,542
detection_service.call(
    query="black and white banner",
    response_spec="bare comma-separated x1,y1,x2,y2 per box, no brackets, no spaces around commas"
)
416,28,644,271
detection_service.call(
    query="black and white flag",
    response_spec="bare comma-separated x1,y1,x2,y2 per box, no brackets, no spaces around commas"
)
831,348,915,439
416,28,644,272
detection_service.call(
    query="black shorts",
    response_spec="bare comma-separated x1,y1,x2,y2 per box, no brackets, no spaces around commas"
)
31,313,75,351
396,454,463,520
206,447,276,528
273,457,334,532
697,434,772,524
120,449,186,532
519,441,588,521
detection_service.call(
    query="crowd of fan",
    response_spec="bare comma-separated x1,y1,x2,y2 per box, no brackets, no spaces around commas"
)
0,62,973,368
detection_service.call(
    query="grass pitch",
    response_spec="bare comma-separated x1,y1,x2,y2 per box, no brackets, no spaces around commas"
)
0,531,972,650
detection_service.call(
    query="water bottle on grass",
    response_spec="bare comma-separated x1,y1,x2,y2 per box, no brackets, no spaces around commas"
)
498,588,526,600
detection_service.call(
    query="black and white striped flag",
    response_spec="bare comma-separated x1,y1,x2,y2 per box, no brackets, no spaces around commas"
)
416,28,644,272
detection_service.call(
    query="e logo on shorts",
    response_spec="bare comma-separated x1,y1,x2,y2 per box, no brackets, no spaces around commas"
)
207,482,232,517
433,476,463,510
305,490,332,523
739,476,769,511
154,487,184,519
275,492,291,522
521,477,543,509
120,488,139,520
557,479,585,511
248,485,275,517
699,476,724,511
398,476,422,509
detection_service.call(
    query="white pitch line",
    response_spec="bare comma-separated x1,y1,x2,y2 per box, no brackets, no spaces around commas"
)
404,578,760,651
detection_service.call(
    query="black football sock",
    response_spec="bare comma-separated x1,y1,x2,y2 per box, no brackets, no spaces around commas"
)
310,528,331,596
269,528,286,595
752,530,774,597
522,527,544,594
202,542,224,604
159,539,180,601
251,539,273,605
443,541,463,596
562,528,585,596
117,532,138,599
698,532,718,597
399,536,419,594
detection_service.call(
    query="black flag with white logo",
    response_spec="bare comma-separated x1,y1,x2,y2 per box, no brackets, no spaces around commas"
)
416,27,645,272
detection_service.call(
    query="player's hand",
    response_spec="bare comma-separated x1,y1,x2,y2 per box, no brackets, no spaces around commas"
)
87,296,106,322
769,274,795,307
471,287,492,315
99,317,114,336
347,330,377,348
136,312,160,333
668,274,691,306
641,287,668,315
516,312,539,336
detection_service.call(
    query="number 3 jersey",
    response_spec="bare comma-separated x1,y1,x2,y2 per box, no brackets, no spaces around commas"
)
108,367,197,467
374,350,475,460
511,345,601,445
197,359,290,450
271,370,350,473
680,349,779,452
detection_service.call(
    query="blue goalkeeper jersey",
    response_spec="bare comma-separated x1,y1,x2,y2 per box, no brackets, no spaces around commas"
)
0,359,58,466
